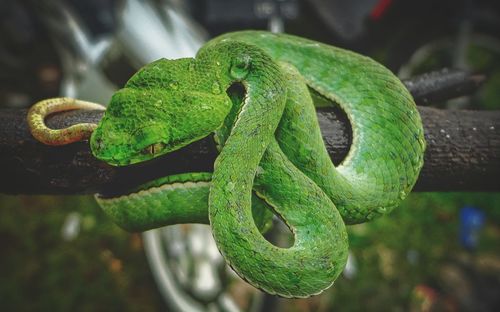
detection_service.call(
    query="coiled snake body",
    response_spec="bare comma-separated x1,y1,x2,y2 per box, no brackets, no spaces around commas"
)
28,31,425,298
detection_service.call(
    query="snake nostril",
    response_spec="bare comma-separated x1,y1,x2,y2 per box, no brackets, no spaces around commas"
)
94,138,104,152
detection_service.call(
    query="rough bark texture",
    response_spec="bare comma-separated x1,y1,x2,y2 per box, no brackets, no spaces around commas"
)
1,105,498,195
403,68,485,105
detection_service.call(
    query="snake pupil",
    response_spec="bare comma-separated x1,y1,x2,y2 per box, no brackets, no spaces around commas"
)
141,142,166,155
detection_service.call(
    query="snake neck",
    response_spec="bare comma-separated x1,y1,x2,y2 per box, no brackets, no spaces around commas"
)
194,40,287,149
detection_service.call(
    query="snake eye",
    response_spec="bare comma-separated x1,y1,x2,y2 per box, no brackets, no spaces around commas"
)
141,142,166,155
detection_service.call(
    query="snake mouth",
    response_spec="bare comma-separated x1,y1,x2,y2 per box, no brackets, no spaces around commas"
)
98,135,218,198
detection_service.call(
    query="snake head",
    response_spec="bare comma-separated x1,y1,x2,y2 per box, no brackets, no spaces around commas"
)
91,59,232,166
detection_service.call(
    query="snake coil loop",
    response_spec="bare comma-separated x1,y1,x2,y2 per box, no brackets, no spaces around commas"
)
27,31,425,298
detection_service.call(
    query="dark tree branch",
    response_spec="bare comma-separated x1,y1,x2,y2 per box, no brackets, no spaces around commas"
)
402,68,486,105
0,69,498,195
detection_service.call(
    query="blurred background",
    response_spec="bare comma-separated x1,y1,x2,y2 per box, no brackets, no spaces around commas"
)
0,0,499,311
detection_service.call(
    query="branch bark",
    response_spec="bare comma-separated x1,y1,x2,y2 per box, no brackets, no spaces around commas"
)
0,69,497,194
1,105,498,195
402,68,485,105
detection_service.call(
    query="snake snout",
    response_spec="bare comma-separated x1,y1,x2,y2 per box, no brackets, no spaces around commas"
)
93,137,104,152
90,129,119,164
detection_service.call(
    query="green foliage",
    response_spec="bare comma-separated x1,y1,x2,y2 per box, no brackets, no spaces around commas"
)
327,192,500,311
0,195,166,311
2,193,498,310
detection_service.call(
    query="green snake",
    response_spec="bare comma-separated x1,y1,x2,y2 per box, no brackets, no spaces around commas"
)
27,31,425,298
